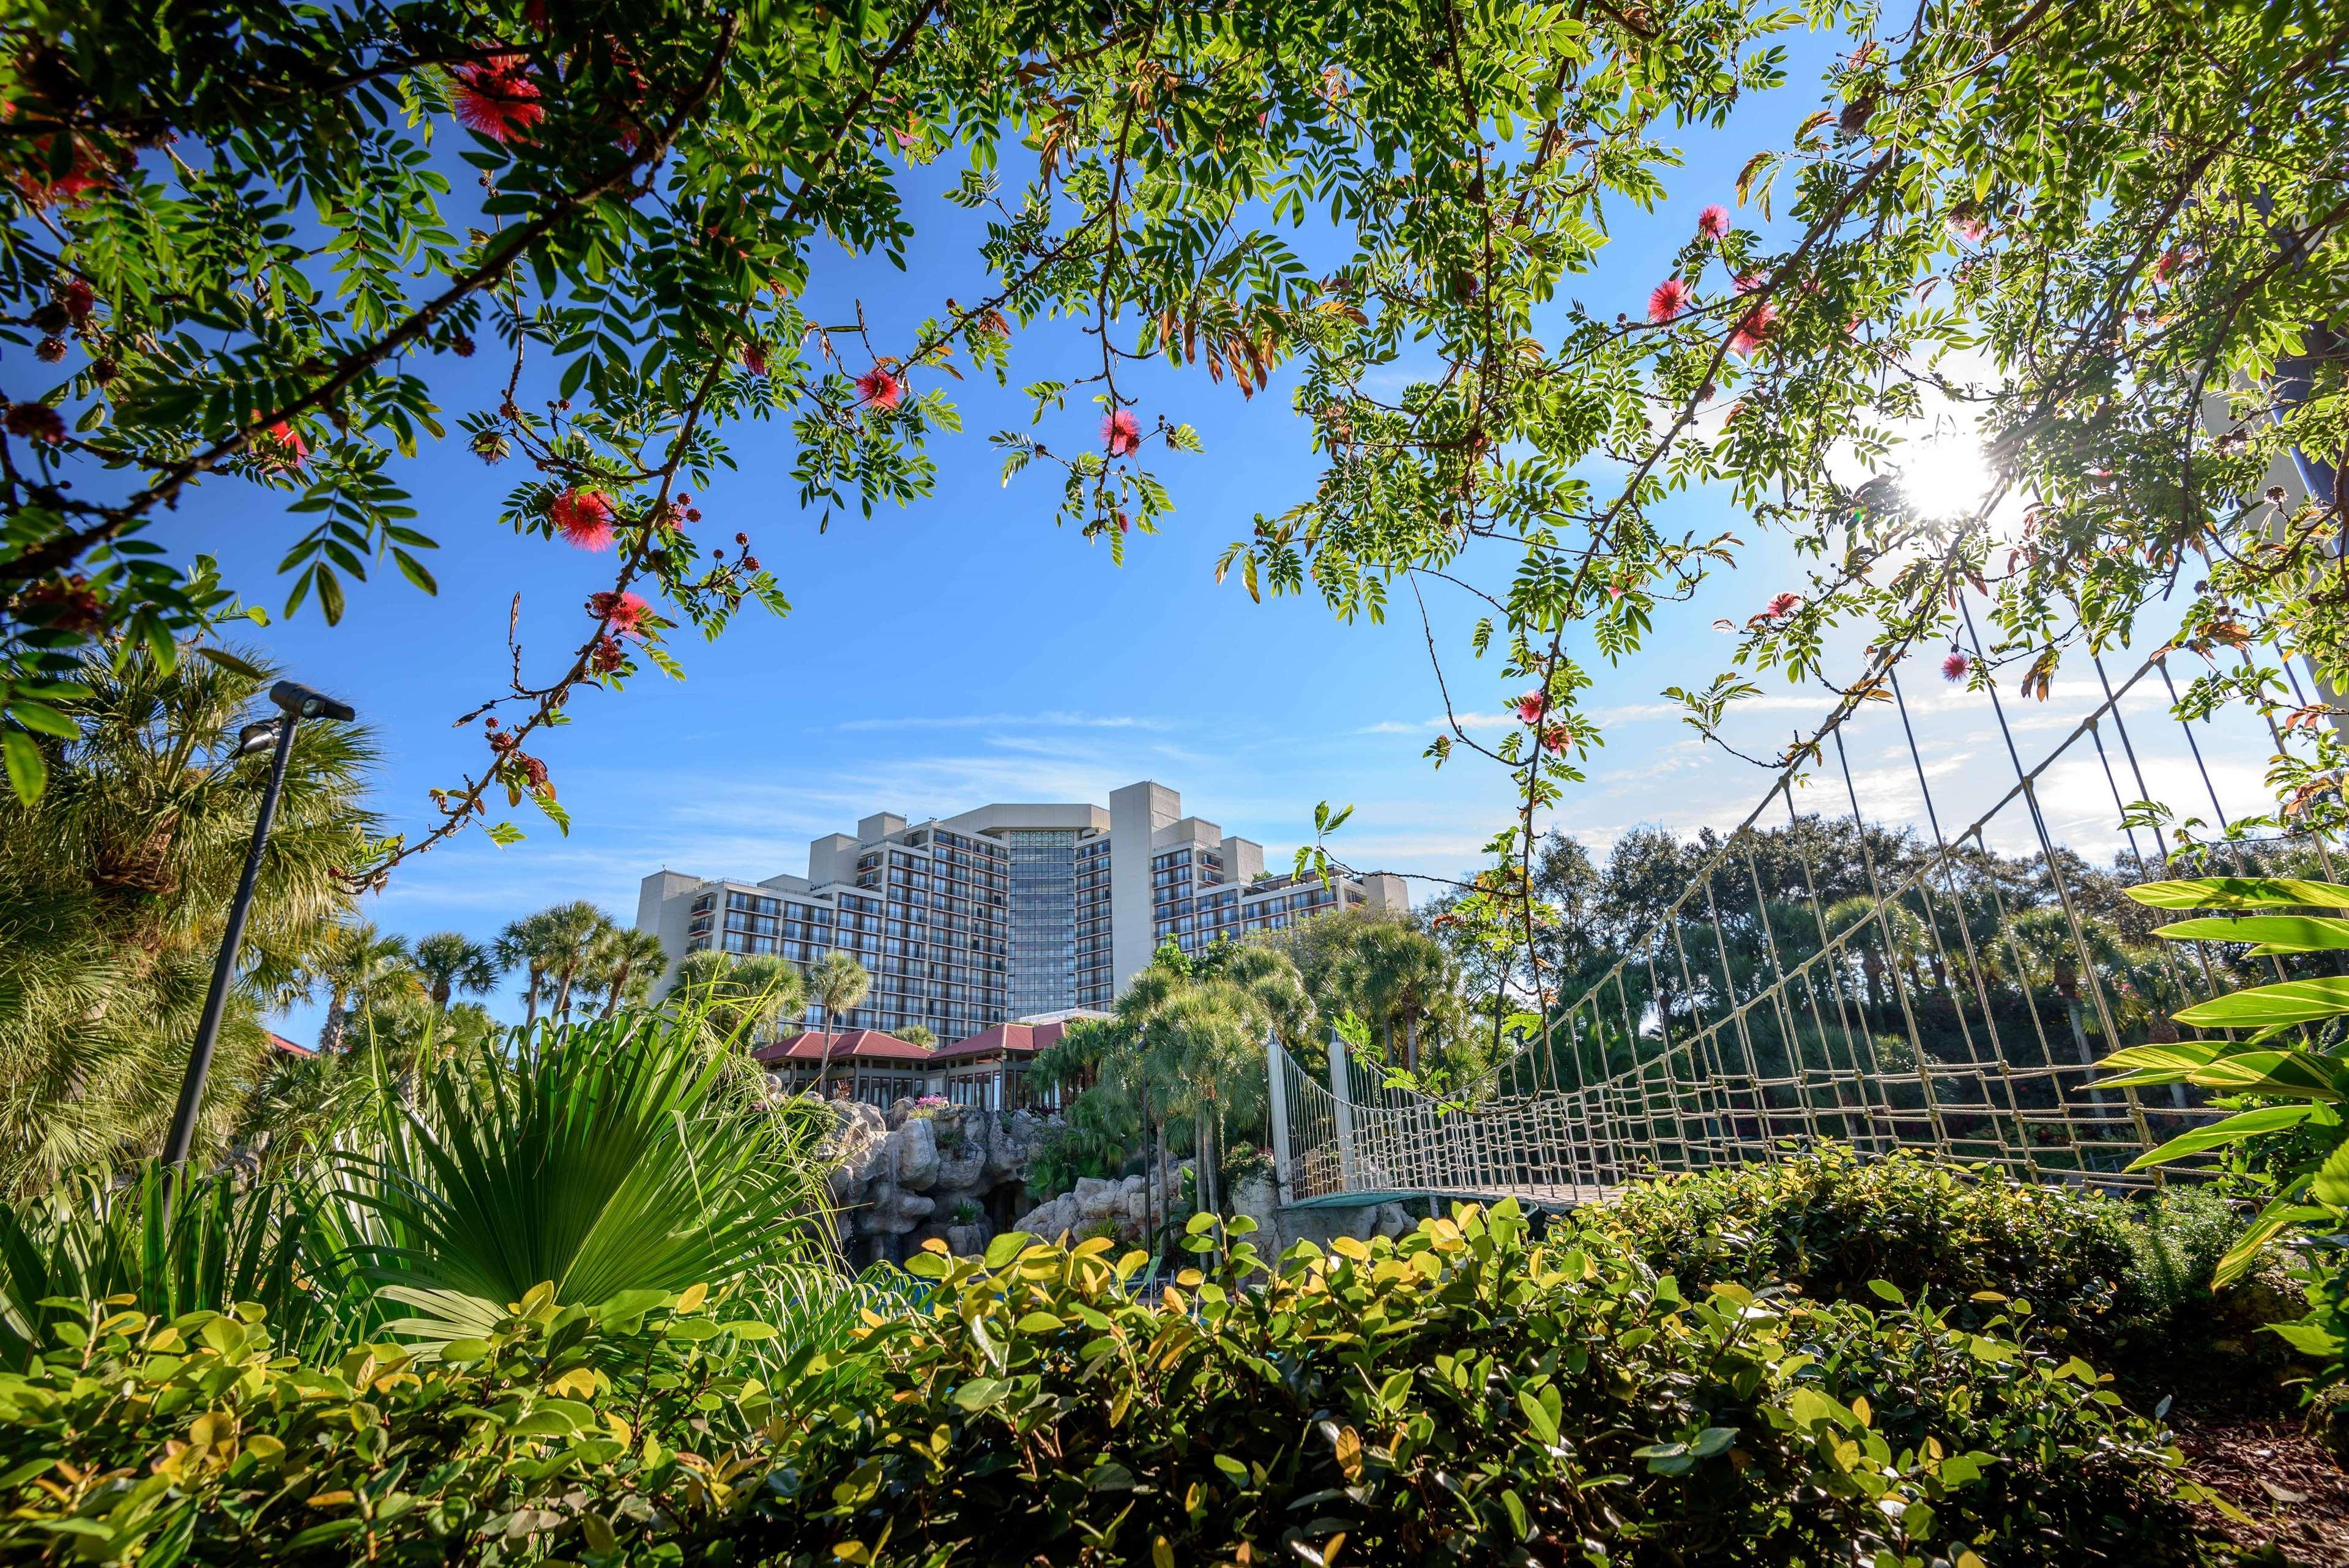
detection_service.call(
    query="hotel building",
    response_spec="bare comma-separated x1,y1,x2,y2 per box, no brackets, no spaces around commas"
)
635,780,1407,1042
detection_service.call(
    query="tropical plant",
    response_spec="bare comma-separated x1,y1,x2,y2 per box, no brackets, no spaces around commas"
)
411,931,499,1014
2091,875,2349,1387
494,901,612,1028
661,949,805,1049
581,925,669,1018
0,1161,359,1370
0,641,376,1190
898,1024,936,1050
806,950,871,1098
308,921,418,1053
0,1206,2217,1567
335,1008,837,1343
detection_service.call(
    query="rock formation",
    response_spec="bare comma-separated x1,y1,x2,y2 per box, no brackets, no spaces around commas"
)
811,1093,1051,1263
1008,1161,1189,1248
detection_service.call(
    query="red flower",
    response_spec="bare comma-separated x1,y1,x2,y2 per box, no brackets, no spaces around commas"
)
1102,407,1141,456
6,401,64,444
255,418,307,470
1765,591,1800,619
551,488,614,550
1941,650,1969,682
1697,204,1731,239
592,636,624,674
22,574,105,634
1735,271,1763,293
1540,726,1576,756
61,279,94,327
740,339,768,376
855,366,903,410
2154,248,2181,282
452,54,543,144
1515,691,1546,724
589,589,650,637
1647,279,1691,323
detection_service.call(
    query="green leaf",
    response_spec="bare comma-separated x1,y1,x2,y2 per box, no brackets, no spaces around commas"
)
2182,1049,2347,1102
953,1378,1005,1411
2124,1104,2329,1170
6,700,78,738
193,645,272,680
2156,915,2349,953
2214,1197,2331,1288
3,730,48,801
392,548,439,594
2174,976,2349,1030
2311,1138,2349,1209
2128,877,2349,912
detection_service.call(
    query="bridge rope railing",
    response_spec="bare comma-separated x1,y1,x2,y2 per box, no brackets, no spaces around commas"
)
1271,631,2340,1209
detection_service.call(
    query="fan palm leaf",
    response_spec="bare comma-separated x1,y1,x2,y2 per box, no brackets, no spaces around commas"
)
337,1008,834,1336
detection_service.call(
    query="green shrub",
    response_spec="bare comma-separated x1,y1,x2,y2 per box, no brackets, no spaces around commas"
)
2122,1184,2240,1325
0,1204,2214,1567
0,1284,805,1567
781,1208,2205,1566
1593,1146,2148,1350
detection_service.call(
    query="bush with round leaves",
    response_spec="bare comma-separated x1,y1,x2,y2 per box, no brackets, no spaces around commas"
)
0,1203,2221,1567
1590,1145,2157,1352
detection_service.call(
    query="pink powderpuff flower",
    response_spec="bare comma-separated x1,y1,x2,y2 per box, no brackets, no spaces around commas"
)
855,366,903,410
1541,725,1575,756
740,340,768,376
1730,300,1777,356
1647,278,1691,323
452,54,543,144
1515,691,1546,724
551,488,615,551
1735,271,1764,294
2154,248,2182,283
590,589,650,637
1697,204,1732,239
1941,650,1970,682
1765,590,1801,619
1102,407,1141,456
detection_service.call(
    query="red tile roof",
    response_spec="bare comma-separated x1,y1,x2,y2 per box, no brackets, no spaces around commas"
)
268,1031,318,1058
753,1028,934,1066
930,1019,1081,1065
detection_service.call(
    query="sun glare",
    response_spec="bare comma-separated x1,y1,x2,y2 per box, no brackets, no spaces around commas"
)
1896,431,1995,522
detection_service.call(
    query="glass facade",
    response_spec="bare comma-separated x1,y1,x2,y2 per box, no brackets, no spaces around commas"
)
1006,829,1079,1017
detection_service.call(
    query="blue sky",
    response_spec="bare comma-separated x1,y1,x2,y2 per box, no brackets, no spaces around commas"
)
153,37,2279,1043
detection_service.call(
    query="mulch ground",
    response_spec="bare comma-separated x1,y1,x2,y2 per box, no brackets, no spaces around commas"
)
2174,1410,2349,1566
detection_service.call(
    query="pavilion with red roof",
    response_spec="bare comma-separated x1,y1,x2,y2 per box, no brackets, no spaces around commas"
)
754,1028,936,1105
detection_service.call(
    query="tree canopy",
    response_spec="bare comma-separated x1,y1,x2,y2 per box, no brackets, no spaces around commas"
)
2,0,2340,982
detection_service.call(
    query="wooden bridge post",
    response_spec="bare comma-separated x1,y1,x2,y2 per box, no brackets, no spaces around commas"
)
1328,1033,1359,1193
1266,1031,1293,1206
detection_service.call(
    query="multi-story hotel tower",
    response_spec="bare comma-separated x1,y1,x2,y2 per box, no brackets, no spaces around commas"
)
636,780,1407,1044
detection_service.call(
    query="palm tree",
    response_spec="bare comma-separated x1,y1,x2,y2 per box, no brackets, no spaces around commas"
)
497,902,612,1028
1327,920,1455,1073
311,923,416,1053
807,951,871,1096
662,949,805,1047
0,640,378,1187
899,1024,937,1050
411,932,497,1013
584,926,671,1018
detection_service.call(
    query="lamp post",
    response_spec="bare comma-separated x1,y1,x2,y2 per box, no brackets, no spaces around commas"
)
161,680,356,1169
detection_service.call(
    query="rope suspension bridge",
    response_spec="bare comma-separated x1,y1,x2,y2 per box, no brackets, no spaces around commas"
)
1267,629,2337,1212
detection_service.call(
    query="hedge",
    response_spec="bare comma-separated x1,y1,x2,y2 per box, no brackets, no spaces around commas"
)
0,1202,2219,1567
1591,1145,2180,1351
